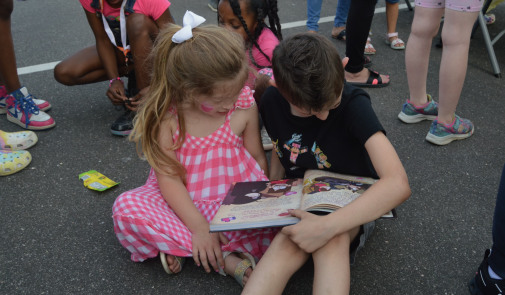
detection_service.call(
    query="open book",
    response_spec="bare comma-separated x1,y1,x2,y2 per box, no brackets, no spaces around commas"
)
209,170,396,232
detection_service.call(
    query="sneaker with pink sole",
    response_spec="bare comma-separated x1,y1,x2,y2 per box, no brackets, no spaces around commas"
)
0,86,51,114
5,92,55,130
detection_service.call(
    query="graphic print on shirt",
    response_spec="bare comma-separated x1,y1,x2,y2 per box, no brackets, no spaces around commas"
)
272,139,283,158
311,142,332,169
283,134,308,164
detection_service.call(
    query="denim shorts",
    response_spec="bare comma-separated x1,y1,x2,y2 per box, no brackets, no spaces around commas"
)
350,221,375,265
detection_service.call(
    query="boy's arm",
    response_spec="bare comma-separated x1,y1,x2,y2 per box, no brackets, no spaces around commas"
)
242,104,270,179
282,132,411,253
83,9,126,105
269,149,285,181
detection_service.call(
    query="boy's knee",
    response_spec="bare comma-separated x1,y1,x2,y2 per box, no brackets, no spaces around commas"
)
0,0,13,20
53,62,75,86
126,13,155,41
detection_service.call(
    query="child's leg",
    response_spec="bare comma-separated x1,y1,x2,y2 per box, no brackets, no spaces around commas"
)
437,9,479,124
125,13,160,90
0,0,21,92
306,0,324,32
242,232,310,295
312,226,360,295
385,2,399,35
489,163,505,278
54,45,131,86
331,0,350,39
405,7,444,106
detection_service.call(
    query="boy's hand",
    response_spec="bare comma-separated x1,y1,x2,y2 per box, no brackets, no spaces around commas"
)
191,229,227,273
282,209,333,253
126,86,149,111
106,80,127,105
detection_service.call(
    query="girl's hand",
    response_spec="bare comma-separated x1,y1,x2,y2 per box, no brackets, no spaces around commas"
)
281,209,334,253
191,229,228,273
106,80,127,106
126,86,149,111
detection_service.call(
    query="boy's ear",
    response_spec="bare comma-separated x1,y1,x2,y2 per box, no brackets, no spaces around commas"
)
269,79,277,88
342,57,349,68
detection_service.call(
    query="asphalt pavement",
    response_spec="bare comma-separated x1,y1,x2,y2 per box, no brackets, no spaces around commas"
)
1,0,505,294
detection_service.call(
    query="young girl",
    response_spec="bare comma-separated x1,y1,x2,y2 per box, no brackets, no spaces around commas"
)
112,17,276,287
54,0,174,136
243,33,411,294
217,0,282,150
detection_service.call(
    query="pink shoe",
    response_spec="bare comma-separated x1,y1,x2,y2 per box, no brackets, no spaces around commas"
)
0,86,51,114
5,93,55,130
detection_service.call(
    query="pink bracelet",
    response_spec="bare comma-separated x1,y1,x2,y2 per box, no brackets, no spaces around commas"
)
109,77,124,87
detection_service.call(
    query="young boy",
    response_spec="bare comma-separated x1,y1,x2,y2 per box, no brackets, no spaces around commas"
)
242,33,411,294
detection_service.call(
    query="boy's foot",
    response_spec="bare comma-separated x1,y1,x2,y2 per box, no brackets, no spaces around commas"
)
0,130,38,151
111,109,134,136
0,86,51,114
398,94,438,123
261,127,273,150
469,249,505,295
5,95,55,130
426,115,474,145
0,150,32,176
208,0,218,12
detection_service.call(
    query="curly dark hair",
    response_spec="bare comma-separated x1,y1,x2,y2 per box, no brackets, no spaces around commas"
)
221,0,282,69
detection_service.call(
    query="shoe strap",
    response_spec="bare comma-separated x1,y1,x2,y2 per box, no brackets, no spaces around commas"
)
387,32,398,38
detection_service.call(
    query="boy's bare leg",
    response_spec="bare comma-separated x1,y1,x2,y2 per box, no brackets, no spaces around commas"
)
242,233,310,295
0,0,21,92
312,226,360,295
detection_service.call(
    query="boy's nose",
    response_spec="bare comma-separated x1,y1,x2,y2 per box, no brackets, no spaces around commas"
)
315,111,329,120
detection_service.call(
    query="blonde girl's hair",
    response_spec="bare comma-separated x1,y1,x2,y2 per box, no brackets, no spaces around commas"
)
130,25,249,182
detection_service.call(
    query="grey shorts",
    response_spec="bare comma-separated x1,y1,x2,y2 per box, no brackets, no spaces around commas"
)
349,221,375,265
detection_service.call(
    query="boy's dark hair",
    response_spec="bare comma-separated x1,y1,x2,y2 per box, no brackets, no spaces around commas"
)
272,33,345,113
224,0,282,69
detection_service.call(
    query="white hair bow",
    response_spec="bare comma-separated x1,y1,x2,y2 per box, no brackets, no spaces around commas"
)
172,11,206,44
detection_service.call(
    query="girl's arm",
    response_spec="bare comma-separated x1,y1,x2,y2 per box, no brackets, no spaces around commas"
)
242,104,270,179
155,7,175,28
155,119,226,273
269,148,285,181
282,131,411,253
83,9,126,105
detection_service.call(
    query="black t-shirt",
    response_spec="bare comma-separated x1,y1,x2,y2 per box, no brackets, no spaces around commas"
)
260,83,385,179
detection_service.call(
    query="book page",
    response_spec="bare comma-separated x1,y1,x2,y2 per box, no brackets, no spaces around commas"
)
300,170,376,211
210,179,304,227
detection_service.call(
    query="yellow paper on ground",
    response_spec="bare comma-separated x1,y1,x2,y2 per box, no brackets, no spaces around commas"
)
79,170,119,191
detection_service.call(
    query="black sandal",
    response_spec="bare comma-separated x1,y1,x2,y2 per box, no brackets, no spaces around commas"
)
364,56,372,68
347,69,390,88
331,29,346,41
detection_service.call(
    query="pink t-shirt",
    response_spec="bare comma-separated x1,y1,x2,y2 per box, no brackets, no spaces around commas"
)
246,28,280,88
80,0,170,21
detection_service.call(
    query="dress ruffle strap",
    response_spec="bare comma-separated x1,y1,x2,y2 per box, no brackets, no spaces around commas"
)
234,86,255,110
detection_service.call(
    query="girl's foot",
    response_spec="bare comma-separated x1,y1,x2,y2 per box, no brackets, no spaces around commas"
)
331,26,346,41
385,32,405,50
345,68,389,85
160,252,185,274
365,37,376,55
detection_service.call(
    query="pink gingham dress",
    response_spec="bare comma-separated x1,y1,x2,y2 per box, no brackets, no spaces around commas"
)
113,87,278,262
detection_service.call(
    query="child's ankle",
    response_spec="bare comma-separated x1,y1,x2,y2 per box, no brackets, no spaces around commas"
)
408,95,429,108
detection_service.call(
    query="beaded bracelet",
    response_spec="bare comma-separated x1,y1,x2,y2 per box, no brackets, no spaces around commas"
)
109,77,124,87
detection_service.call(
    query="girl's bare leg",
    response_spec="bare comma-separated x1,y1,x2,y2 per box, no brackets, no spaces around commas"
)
0,0,21,92
312,226,360,295
385,2,403,47
242,233,310,295
437,9,479,124
405,7,444,106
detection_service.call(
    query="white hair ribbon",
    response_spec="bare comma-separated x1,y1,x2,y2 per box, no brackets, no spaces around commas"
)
172,11,206,44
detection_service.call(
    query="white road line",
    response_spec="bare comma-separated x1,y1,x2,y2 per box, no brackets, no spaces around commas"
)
17,2,414,76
